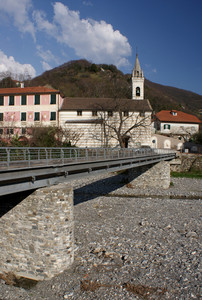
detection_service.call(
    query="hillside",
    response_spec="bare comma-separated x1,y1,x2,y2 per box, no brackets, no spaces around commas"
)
25,59,202,117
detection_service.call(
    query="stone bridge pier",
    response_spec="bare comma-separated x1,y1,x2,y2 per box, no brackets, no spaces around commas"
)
0,184,74,281
127,161,171,189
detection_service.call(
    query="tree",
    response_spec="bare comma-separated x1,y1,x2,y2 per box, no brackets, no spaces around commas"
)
29,126,60,147
92,98,152,148
28,126,82,147
191,131,202,145
0,76,16,88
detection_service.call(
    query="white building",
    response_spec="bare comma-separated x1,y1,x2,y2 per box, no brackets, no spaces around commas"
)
154,110,201,137
60,55,153,148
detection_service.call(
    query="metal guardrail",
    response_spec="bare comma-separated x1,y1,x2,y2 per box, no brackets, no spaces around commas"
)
0,147,175,170
0,147,176,196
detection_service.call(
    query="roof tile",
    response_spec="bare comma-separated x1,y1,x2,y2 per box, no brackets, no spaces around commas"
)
60,97,152,112
0,86,60,95
155,110,201,124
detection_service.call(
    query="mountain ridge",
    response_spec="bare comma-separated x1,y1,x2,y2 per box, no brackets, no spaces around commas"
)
24,59,202,118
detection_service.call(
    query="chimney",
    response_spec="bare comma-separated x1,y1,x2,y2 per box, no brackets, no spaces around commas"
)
20,82,24,88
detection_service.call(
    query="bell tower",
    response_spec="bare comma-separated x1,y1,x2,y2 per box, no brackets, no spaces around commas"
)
132,53,144,100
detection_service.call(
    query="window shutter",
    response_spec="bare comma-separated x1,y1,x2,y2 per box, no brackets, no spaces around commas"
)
51,94,56,104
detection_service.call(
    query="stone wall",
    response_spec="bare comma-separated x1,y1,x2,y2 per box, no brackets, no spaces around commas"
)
127,161,170,189
170,154,202,172
0,183,74,280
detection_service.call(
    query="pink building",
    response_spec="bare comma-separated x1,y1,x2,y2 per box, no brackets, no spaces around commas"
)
0,86,63,138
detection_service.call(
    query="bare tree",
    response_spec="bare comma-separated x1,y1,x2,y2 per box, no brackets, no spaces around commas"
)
58,126,82,146
92,99,152,148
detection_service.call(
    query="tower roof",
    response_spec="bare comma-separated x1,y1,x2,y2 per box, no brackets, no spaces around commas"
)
132,54,144,77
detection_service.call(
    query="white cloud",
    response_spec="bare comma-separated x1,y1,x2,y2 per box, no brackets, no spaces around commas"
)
0,50,36,79
42,61,52,71
37,45,58,62
83,1,93,6
34,2,132,67
36,45,60,71
0,0,35,40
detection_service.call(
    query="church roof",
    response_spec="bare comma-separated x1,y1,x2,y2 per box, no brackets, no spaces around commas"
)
155,110,201,124
132,54,144,77
60,97,152,112
134,55,141,72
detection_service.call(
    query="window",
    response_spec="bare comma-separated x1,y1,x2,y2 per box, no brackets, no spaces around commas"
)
140,112,145,117
92,111,98,116
7,128,13,135
164,124,171,130
9,96,14,105
108,111,113,117
0,113,3,121
21,112,26,121
21,95,27,105
50,94,56,104
34,112,40,121
136,87,140,96
123,111,129,117
50,112,56,120
0,96,4,106
77,110,82,116
171,111,177,116
35,94,40,105
0,128,3,134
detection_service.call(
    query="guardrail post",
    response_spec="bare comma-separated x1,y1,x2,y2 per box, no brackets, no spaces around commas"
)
74,149,77,161
61,149,64,164
45,149,48,165
6,148,10,168
23,149,26,162
27,149,30,167
85,148,88,160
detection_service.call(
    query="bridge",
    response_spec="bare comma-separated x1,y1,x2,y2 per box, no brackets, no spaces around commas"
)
0,147,176,196
0,146,176,281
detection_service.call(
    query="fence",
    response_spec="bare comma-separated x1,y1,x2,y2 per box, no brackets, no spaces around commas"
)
0,147,175,170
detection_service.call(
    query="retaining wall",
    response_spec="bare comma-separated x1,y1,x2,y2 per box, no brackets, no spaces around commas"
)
170,154,202,172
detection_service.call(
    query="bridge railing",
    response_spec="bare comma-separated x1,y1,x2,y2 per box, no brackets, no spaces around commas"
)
0,147,175,170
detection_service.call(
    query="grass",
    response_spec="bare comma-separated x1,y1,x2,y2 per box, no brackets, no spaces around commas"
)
171,170,202,179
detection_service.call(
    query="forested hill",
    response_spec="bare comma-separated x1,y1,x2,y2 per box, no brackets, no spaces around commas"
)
24,59,201,118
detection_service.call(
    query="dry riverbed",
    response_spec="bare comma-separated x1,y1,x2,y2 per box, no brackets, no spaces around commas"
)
0,173,201,299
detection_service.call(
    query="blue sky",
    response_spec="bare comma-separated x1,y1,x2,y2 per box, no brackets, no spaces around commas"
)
0,0,202,95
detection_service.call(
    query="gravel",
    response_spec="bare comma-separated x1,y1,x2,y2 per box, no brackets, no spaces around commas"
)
0,172,201,299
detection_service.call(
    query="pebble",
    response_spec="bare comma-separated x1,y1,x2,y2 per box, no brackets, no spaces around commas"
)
0,173,201,299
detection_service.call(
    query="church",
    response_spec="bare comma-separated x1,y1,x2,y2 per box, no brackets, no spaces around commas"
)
59,55,153,148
